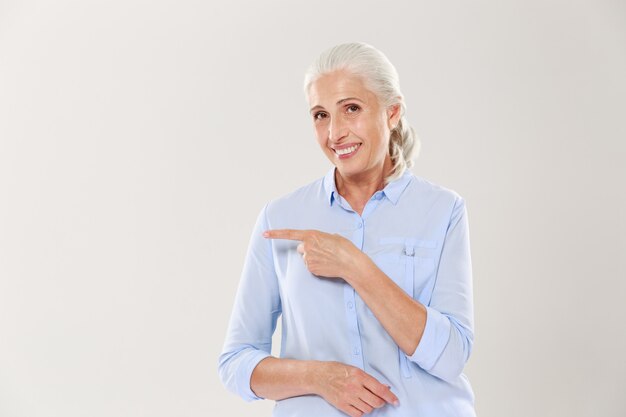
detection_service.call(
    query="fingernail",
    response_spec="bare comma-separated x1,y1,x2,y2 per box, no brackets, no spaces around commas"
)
262,231,269,237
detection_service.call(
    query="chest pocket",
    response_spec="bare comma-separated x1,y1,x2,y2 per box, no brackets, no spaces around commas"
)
373,237,438,304
370,237,438,378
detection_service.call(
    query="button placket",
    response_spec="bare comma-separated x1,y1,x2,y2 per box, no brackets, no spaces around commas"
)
344,213,365,370
342,199,383,371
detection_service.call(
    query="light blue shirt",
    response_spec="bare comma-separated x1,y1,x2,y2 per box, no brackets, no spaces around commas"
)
219,166,476,416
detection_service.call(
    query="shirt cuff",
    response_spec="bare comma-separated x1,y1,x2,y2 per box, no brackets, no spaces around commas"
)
237,349,273,402
409,305,451,371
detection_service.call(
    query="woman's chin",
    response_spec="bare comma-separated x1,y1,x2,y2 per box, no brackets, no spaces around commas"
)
335,164,367,180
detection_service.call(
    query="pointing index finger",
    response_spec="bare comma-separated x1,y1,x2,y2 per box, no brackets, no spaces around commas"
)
263,229,309,241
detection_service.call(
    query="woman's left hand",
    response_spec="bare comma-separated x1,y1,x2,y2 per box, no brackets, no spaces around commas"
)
263,229,364,281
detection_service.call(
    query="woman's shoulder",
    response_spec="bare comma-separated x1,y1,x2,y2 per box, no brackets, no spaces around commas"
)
406,171,464,203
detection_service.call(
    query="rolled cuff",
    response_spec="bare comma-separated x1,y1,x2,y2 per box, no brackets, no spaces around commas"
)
236,349,273,402
409,305,451,371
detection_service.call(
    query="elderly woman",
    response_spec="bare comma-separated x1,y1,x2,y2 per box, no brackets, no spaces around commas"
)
218,42,476,417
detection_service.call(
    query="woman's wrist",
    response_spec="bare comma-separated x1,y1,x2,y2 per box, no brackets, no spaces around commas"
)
344,251,374,287
251,358,324,400
304,360,325,396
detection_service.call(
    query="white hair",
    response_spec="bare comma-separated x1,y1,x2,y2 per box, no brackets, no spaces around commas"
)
303,42,420,185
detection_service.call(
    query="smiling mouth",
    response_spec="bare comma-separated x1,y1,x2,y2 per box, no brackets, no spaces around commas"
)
334,143,361,156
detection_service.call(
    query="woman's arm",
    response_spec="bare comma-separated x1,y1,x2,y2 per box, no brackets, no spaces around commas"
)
218,204,281,401
250,357,316,400
264,196,474,382
251,357,399,417
345,262,427,357
348,196,474,382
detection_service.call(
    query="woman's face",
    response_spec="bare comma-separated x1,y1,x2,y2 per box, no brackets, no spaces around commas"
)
307,70,400,181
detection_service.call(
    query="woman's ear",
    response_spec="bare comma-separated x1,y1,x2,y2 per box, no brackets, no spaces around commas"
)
387,102,402,129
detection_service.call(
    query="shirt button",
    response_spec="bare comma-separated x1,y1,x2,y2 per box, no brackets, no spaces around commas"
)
375,193,383,200
353,347,361,355
356,222,363,229
347,301,354,309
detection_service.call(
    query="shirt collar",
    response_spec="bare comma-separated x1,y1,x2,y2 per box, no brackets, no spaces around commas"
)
323,166,413,206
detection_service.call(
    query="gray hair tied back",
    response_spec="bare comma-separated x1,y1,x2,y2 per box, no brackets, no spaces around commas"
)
303,42,421,185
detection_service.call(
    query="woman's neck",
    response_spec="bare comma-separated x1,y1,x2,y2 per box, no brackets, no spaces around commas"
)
335,156,393,204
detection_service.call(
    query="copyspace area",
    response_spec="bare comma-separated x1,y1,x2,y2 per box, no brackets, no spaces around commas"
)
0,1,624,416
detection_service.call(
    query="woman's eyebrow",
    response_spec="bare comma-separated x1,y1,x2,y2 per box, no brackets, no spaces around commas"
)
337,97,363,105
309,97,364,113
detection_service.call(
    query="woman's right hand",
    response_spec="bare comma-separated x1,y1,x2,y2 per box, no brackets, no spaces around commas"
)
311,361,399,417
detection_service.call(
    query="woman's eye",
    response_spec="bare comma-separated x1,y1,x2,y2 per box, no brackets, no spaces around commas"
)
313,112,327,121
346,104,360,113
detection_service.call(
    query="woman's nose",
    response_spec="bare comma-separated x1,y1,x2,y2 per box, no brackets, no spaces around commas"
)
328,117,348,142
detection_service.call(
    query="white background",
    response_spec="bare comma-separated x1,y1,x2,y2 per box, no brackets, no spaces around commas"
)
1,1,625,416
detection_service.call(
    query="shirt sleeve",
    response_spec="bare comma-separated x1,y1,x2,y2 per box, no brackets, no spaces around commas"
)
218,203,281,401
407,196,475,382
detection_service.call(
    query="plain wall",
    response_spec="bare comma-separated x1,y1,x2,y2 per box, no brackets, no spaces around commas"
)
1,1,625,416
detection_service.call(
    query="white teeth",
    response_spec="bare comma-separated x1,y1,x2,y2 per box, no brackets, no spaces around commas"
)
335,144,359,155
